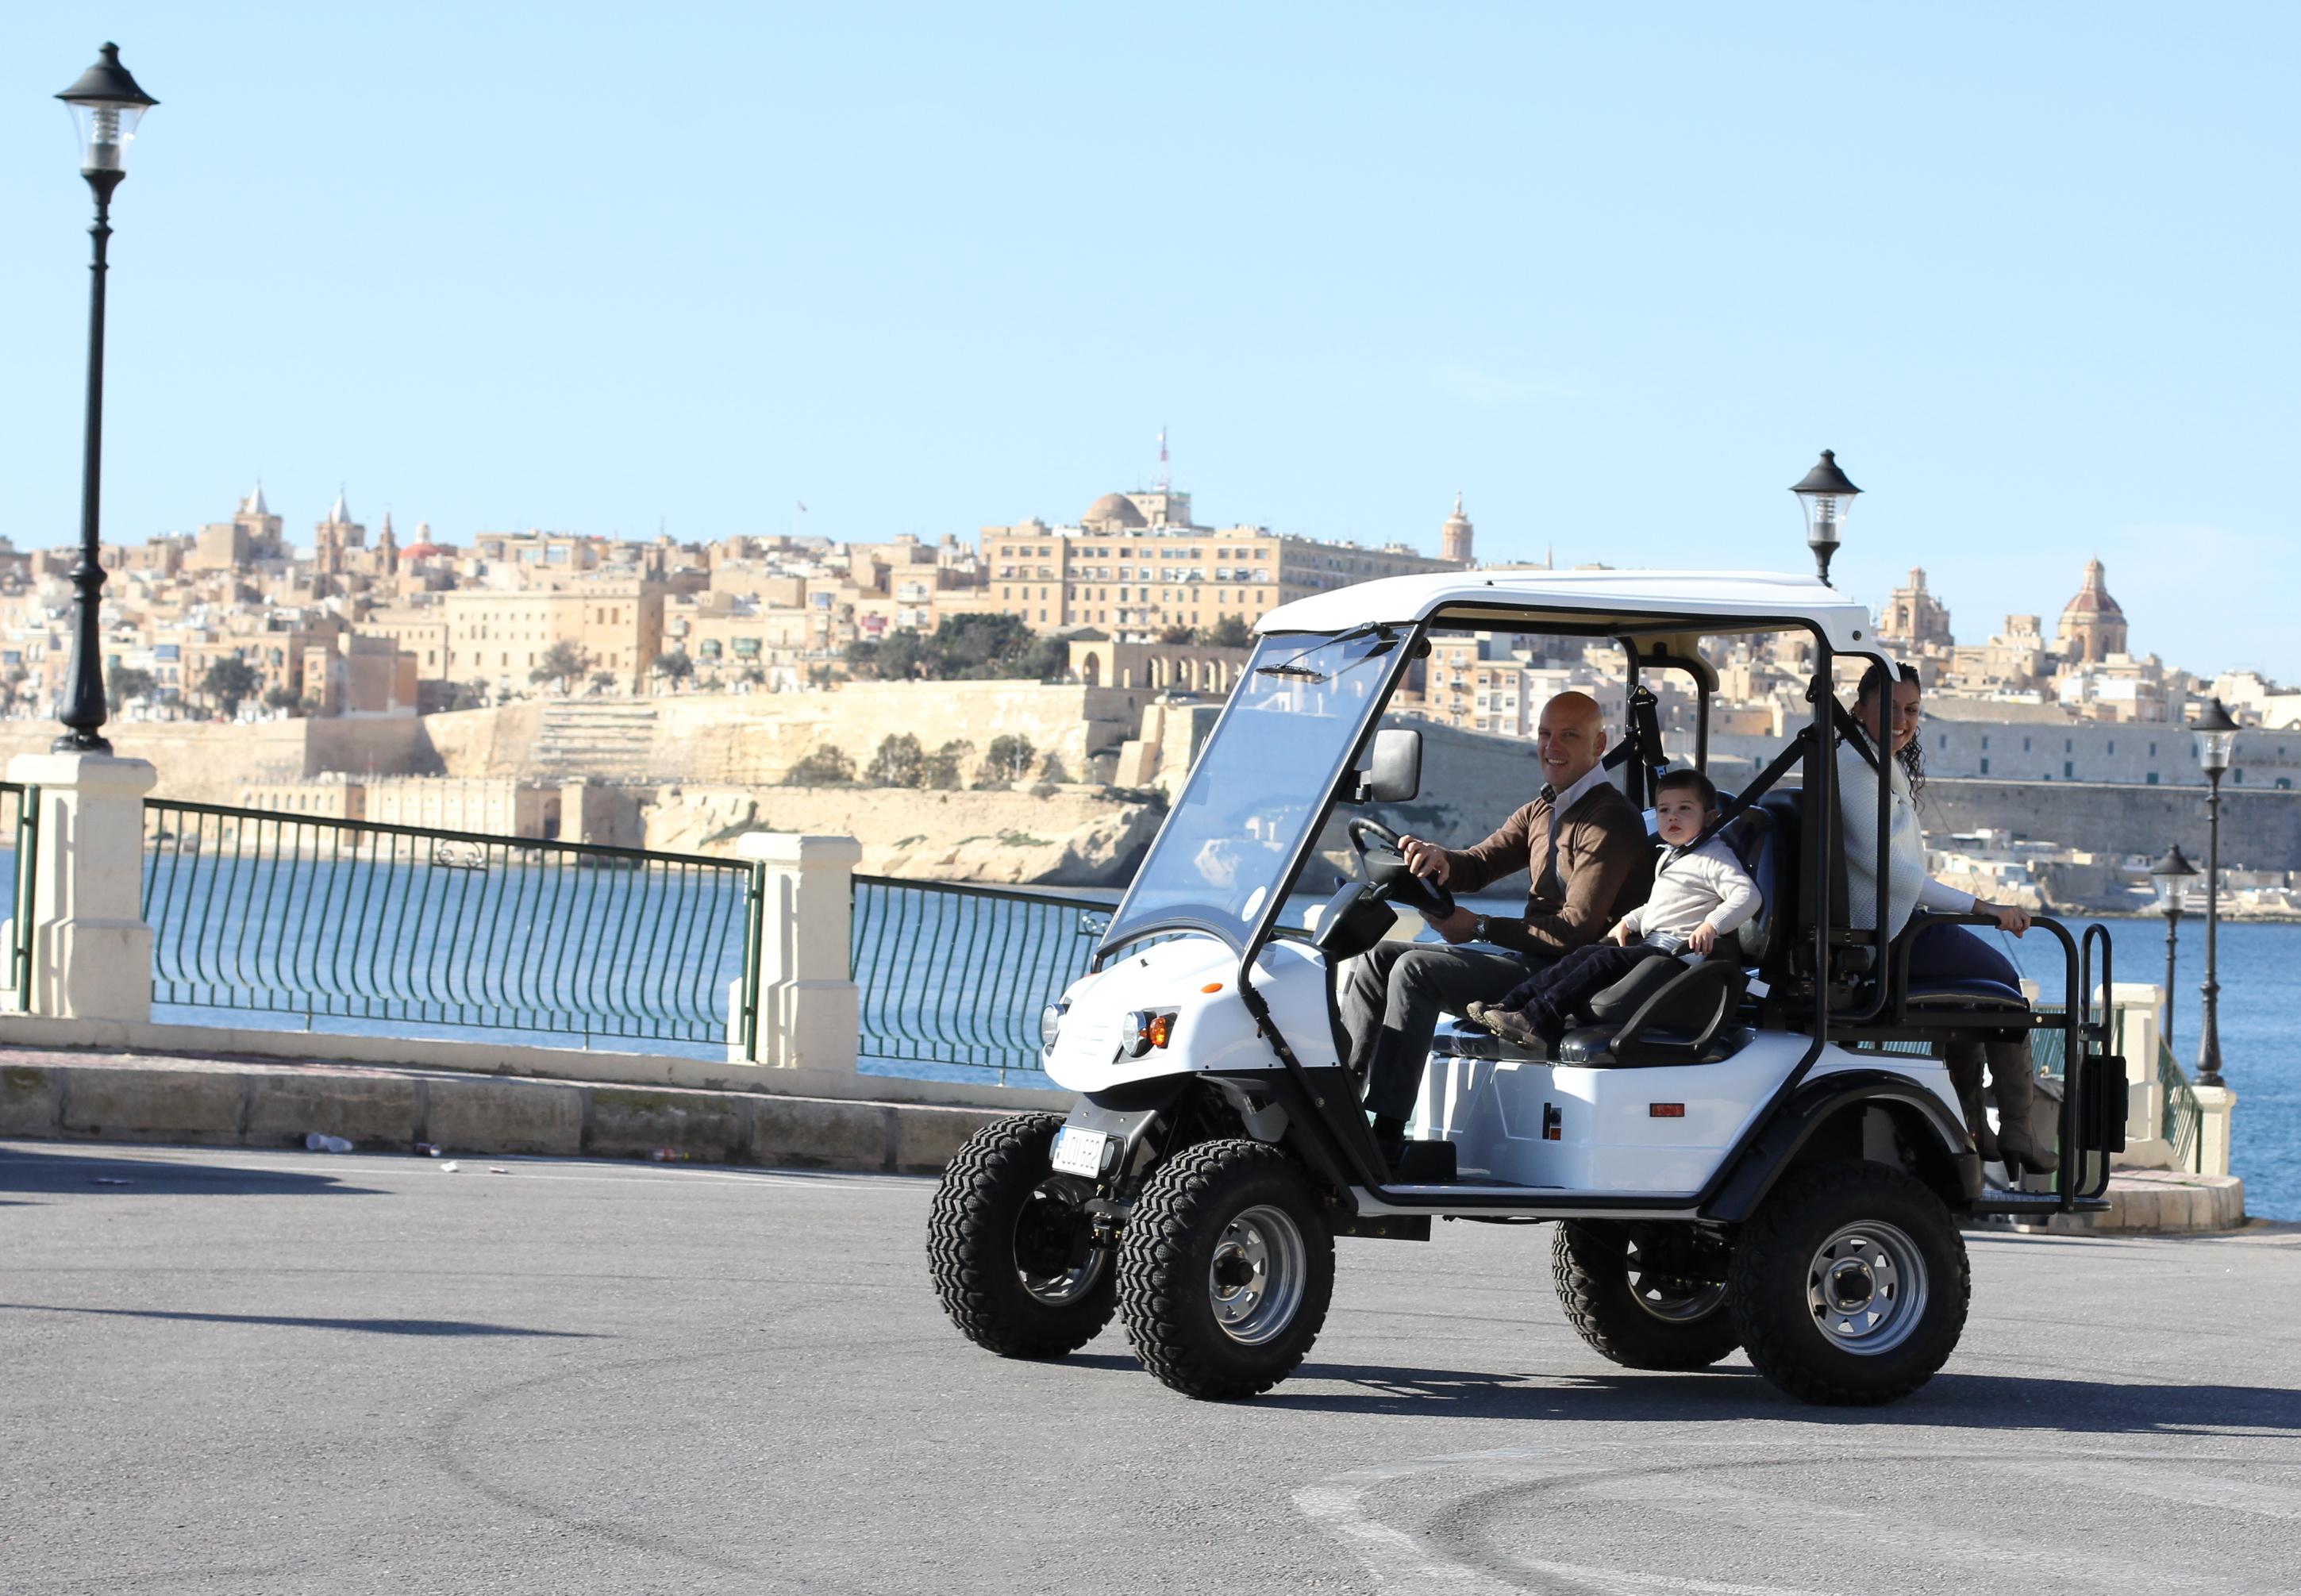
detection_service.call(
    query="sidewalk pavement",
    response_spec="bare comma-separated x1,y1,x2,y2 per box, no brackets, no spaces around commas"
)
0,1041,2249,1231
0,1044,1002,1175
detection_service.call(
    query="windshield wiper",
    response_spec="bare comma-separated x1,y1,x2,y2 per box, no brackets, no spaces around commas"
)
1253,624,1399,683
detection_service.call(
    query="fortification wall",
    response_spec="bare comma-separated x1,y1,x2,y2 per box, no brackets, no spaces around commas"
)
0,715,431,803
1918,779,2301,871
642,783,1163,886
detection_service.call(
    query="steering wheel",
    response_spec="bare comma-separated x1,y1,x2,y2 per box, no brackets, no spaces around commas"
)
1347,817,1456,919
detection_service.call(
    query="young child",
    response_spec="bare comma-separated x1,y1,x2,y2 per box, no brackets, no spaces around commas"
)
1466,769,1761,1048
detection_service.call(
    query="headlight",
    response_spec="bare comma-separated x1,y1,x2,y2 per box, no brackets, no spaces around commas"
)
1040,1002,1068,1048
1121,1010,1176,1058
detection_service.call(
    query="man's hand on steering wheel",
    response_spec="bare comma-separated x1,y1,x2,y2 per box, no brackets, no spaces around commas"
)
1398,835,1453,886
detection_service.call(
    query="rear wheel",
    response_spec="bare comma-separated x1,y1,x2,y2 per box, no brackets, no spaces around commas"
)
1730,1160,1969,1406
1550,1220,1741,1370
1118,1139,1335,1399
929,1113,1114,1359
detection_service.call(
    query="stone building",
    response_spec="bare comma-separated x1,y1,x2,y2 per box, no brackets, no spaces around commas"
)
1877,567,1954,655
2057,556,2128,665
977,491,1467,639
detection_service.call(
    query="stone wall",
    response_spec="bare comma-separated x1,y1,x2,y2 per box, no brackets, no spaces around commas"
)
0,715,431,805
1918,778,2301,872
641,783,1164,886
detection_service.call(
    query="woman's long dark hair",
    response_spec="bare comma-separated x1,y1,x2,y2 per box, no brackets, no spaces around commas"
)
1856,660,1926,797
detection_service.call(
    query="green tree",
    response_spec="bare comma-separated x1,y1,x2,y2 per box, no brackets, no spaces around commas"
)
651,651,695,683
202,657,263,719
531,640,588,686
589,671,618,693
1158,624,1196,644
866,733,925,787
1207,613,1252,648
977,733,1037,786
921,738,973,790
263,684,304,716
106,666,157,713
784,744,856,786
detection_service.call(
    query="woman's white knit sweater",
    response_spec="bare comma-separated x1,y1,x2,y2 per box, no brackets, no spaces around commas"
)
1836,737,1976,940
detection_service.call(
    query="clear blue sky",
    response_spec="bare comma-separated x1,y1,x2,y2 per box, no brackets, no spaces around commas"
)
3,4,2293,678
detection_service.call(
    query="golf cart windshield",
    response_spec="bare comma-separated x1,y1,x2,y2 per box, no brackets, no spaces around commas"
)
1099,629,1403,956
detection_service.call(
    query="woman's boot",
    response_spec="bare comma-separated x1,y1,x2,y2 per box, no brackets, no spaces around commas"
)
1940,1040,1999,1164
1987,1038,2059,1177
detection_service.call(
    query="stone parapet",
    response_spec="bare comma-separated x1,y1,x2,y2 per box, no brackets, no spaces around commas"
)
0,1047,1012,1175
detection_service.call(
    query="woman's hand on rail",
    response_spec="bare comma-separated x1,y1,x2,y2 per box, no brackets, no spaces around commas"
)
1979,901,2032,936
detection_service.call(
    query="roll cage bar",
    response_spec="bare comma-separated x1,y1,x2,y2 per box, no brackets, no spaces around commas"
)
1112,602,2114,1219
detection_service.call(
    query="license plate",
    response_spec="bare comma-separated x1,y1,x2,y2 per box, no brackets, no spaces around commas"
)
1050,1127,1110,1179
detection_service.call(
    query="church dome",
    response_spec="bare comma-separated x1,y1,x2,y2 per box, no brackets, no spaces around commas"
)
1082,492,1147,529
2061,556,2123,619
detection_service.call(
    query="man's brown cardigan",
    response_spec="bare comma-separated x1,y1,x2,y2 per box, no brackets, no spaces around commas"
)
1440,779,1652,959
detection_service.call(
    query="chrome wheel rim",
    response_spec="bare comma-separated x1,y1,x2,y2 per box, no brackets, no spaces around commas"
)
1208,1203,1307,1346
1626,1236,1728,1323
1806,1220,1929,1355
1015,1187,1106,1306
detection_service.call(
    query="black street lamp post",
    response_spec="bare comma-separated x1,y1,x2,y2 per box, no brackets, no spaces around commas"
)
2148,843,2199,1057
52,44,158,756
1790,450,1861,586
2190,698,2241,1088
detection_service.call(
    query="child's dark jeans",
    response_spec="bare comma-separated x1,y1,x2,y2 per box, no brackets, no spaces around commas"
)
1496,940,1679,1044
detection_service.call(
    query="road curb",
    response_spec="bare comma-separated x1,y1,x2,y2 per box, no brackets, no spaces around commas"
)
1984,1170,2248,1236
0,1049,1006,1175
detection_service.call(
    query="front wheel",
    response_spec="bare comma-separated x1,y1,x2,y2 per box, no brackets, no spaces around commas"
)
929,1113,1114,1359
1730,1160,1969,1406
1550,1221,1741,1370
1118,1139,1336,1399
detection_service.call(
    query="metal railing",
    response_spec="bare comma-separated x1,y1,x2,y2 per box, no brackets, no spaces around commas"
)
2,782,33,1011
851,875,1116,1083
2158,1039,2203,1172
142,799,760,1048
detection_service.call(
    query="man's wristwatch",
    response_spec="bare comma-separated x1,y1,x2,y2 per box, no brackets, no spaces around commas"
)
1473,914,1492,944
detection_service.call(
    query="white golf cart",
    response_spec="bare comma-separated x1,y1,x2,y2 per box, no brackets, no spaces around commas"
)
929,570,2123,1406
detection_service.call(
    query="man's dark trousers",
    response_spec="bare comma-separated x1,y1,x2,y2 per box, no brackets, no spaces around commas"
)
1498,940,1676,1044
1343,941,1546,1122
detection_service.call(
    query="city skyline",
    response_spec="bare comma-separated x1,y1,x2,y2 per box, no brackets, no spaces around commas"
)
3,6,2294,677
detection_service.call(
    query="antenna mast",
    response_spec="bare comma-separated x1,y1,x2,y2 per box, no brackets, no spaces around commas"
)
1156,425,1169,494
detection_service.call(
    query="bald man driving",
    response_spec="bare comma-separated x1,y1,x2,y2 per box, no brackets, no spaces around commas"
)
1339,691,1652,1171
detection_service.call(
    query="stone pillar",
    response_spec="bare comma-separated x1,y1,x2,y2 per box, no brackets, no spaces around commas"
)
2193,1083,2237,1179
730,832,861,1073
2109,983,2169,1167
5,753,160,1021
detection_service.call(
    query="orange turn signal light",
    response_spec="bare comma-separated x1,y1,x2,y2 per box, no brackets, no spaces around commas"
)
1649,1103,1686,1118
1146,1013,1176,1049
1201,982,1225,994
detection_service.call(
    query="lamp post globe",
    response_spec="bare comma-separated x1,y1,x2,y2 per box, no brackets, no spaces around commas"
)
2188,699,2240,1087
50,43,156,756
2148,843,2199,1057
1789,449,1860,587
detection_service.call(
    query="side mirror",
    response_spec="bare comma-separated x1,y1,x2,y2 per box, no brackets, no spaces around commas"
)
1356,727,1422,803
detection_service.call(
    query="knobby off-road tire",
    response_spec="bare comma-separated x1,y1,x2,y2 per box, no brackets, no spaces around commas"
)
928,1112,1114,1359
1118,1138,1335,1400
1549,1221,1741,1371
1730,1160,1970,1406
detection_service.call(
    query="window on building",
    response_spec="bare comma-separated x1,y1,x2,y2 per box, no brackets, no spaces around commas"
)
1980,758,1990,775
2064,760,2074,779
2146,772,2159,785
2022,736,2031,752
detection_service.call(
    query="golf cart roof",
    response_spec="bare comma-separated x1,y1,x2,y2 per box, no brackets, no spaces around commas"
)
1256,567,1876,652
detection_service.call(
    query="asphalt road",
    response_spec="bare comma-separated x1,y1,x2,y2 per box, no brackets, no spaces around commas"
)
5,1139,2299,1596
